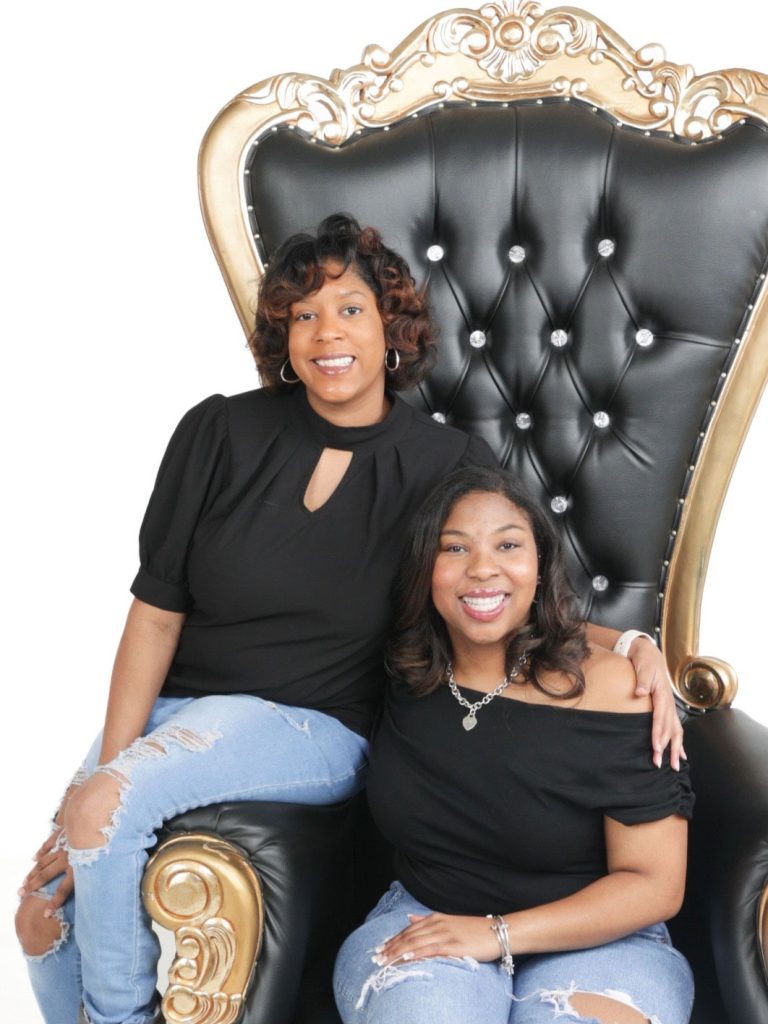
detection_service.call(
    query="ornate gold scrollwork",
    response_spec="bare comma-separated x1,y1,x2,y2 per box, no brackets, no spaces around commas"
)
237,1,768,142
201,0,768,330
142,834,263,1024
675,656,739,710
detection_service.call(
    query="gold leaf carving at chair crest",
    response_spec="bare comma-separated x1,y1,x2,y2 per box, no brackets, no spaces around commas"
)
202,1,768,334
142,835,263,1024
235,1,768,143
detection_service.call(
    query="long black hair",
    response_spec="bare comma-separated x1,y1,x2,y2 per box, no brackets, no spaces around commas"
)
387,466,589,698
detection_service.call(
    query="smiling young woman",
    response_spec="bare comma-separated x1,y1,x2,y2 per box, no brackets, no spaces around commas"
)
334,467,694,1024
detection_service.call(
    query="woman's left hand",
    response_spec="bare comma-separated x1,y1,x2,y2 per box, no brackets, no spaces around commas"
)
628,637,686,770
374,913,500,965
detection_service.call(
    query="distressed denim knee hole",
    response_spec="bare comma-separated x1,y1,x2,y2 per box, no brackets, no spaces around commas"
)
524,983,658,1023
67,724,221,866
354,953,480,1011
16,893,70,961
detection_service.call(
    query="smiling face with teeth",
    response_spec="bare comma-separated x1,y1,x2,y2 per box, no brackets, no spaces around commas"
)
287,262,389,426
431,491,539,673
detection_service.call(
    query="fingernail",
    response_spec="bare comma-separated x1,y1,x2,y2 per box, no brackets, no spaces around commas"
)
372,955,384,966
374,945,384,953
17,887,25,896
43,909,53,919
402,952,413,961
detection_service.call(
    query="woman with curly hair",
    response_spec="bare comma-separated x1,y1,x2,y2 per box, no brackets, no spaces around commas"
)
17,216,682,1024
334,467,694,1024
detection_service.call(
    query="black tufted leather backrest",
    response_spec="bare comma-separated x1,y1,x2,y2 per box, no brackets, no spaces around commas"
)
245,99,768,633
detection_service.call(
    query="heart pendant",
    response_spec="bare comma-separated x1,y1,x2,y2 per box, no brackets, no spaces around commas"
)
462,715,477,731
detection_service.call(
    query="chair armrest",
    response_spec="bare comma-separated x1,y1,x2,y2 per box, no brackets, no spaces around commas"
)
146,799,356,1024
683,708,768,1023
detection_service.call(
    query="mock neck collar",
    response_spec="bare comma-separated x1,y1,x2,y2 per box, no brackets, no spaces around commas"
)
294,386,413,450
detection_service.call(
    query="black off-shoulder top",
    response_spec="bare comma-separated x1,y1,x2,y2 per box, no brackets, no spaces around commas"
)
368,679,694,913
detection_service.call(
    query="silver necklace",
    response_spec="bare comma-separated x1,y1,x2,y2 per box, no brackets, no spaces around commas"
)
447,654,528,732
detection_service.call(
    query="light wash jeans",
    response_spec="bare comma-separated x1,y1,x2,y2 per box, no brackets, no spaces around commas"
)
333,882,694,1024
24,694,369,1024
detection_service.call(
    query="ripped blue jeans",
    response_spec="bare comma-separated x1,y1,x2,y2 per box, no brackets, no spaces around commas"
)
333,882,694,1024
25,694,369,1024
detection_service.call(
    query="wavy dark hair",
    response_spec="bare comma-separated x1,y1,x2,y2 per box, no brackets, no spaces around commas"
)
251,213,435,391
387,466,589,699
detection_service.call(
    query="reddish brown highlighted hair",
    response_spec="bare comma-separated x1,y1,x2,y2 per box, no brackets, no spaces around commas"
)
251,213,435,391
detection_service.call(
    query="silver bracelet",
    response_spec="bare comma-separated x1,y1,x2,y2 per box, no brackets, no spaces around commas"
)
612,629,655,658
485,914,515,976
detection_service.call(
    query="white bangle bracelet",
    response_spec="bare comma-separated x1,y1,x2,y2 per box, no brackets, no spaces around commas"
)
613,629,655,658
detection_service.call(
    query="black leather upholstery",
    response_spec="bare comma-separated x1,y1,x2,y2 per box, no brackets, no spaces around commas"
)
248,100,768,630
162,100,768,1022
672,710,768,1023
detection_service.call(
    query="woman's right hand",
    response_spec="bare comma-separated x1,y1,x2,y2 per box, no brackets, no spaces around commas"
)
19,826,74,913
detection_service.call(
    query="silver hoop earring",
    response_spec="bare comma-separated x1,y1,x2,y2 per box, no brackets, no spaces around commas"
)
280,359,300,384
385,348,401,372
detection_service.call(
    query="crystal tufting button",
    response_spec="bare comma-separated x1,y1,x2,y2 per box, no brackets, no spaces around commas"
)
598,238,615,257
635,328,654,347
550,496,568,514
508,245,526,264
469,330,487,348
592,575,609,592
432,412,446,424
551,329,568,348
515,413,532,430
593,411,610,429
426,245,444,262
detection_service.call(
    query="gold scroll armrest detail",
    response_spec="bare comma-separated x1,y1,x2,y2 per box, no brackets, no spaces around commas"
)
141,833,263,1024
759,882,768,984
675,656,739,710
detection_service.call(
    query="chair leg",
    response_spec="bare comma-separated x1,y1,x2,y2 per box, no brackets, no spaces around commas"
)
142,834,263,1024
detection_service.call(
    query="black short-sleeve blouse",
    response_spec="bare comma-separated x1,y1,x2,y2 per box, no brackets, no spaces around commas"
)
130,386,496,735
367,680,694,914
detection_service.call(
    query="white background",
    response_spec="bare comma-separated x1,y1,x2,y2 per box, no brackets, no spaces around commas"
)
4,1,767,1016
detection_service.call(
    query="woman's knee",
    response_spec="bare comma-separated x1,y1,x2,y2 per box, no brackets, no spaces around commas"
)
569,992,649,1023
64,772,124,853
15,895,69,958
337,952,500,1024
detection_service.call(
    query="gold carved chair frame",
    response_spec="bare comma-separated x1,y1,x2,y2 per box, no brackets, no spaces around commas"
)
141,3,768,1019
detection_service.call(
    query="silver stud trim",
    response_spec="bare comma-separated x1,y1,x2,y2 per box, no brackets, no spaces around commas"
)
508,245,526,264
593,411,610,429
469,330,487,348
427,244,445,262
550,496,568,514
592,575,609,592
515,413,532,430
635,328,654,347
551,329,568,348
432,412,446,424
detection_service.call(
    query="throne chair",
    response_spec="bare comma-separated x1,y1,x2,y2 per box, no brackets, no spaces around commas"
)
139,3,768,1022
